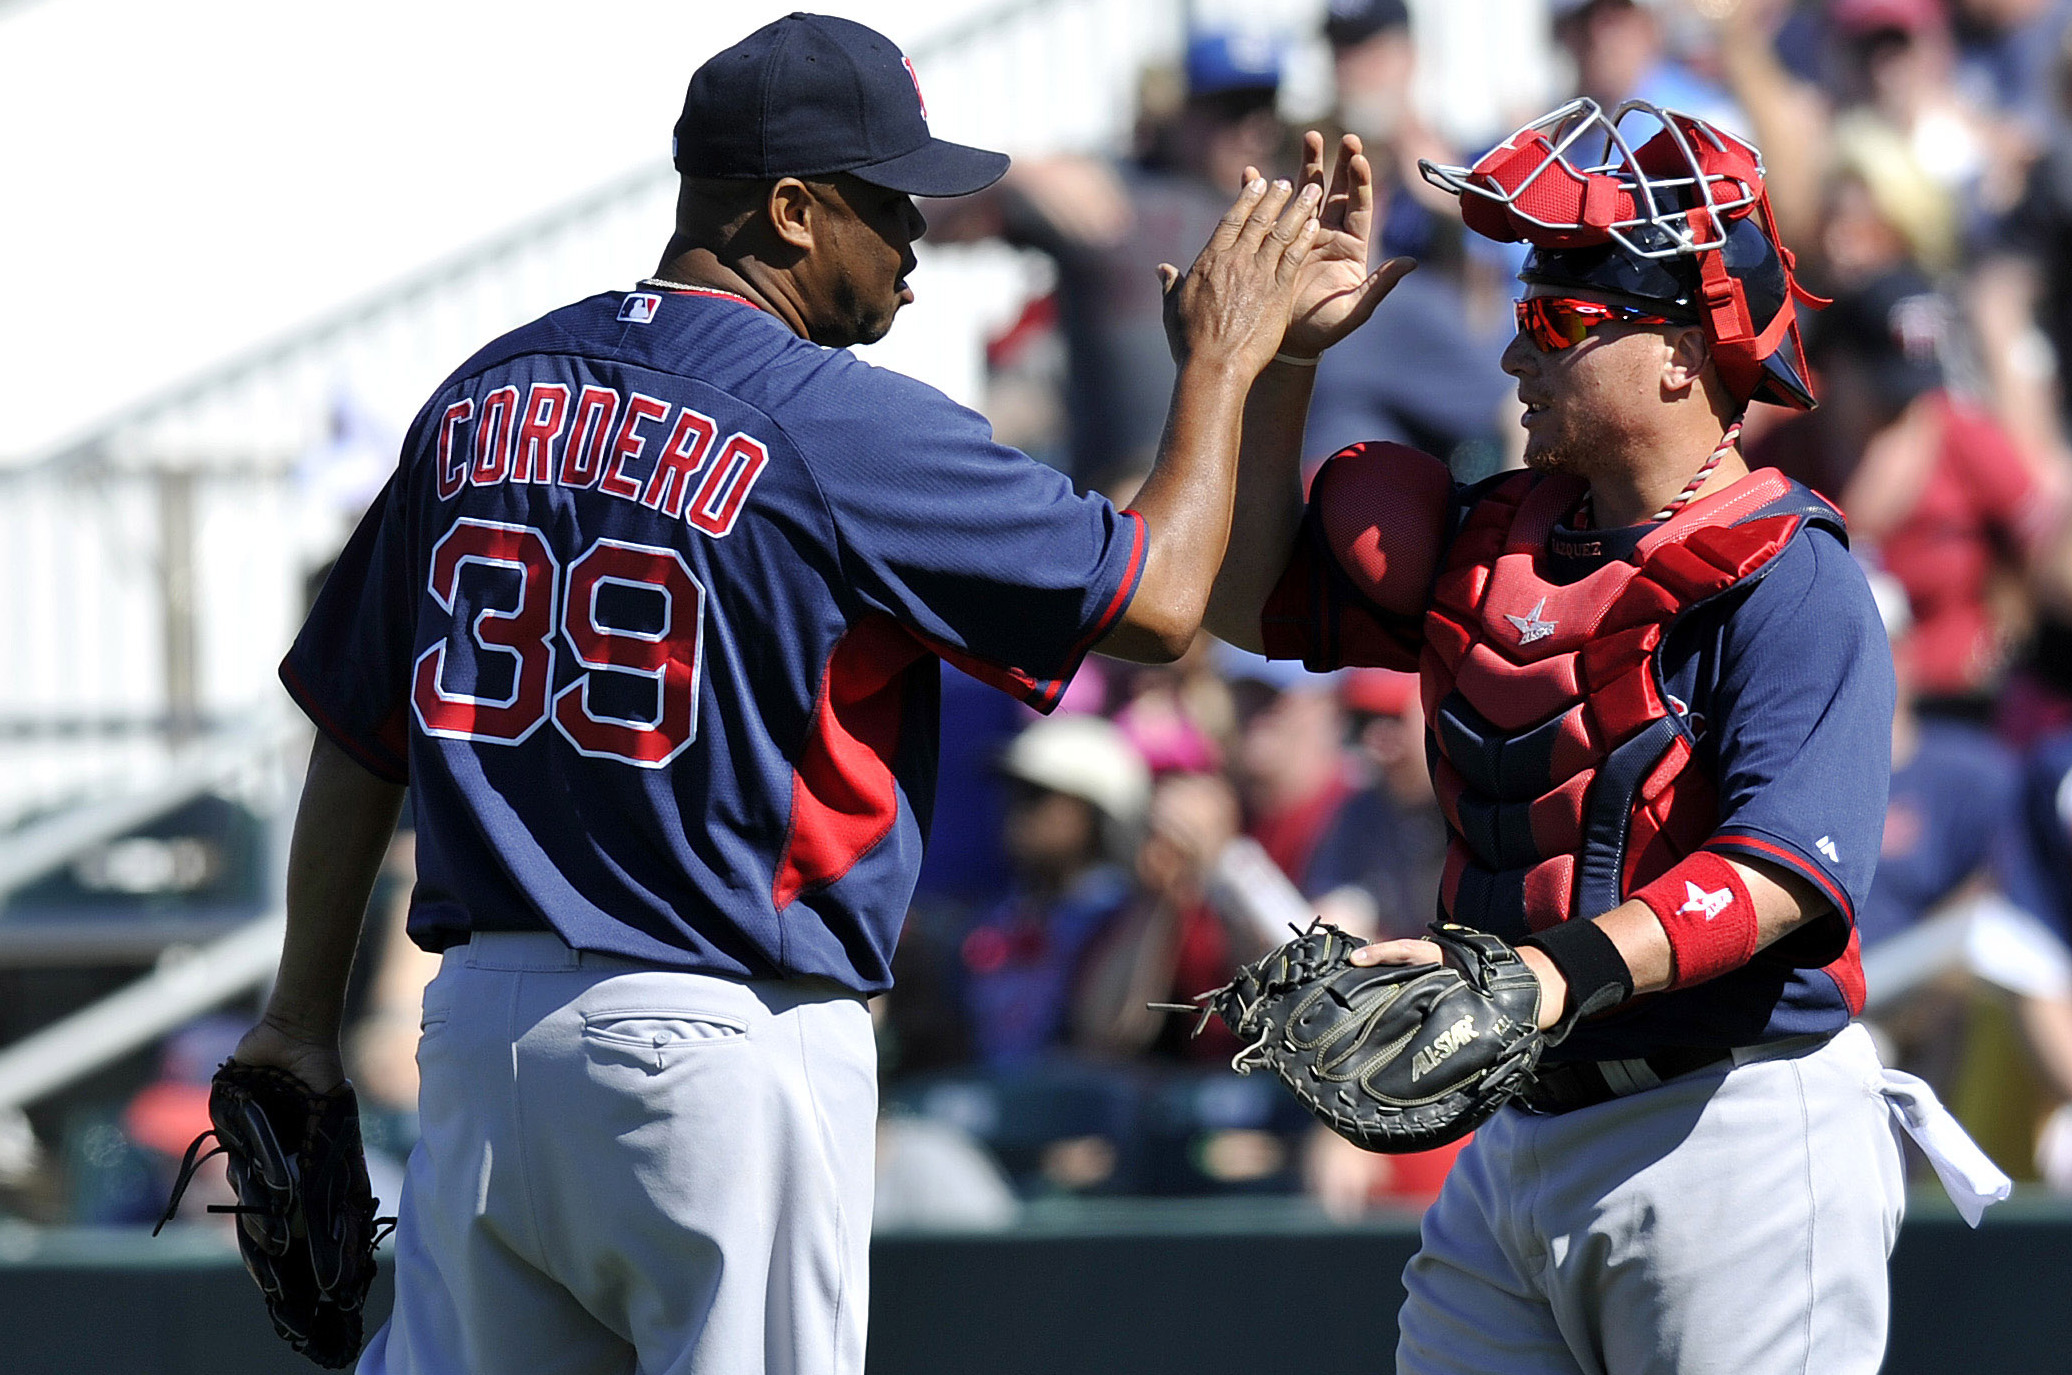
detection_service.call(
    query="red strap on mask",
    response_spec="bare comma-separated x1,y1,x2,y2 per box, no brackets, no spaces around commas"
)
1688,190,1827,406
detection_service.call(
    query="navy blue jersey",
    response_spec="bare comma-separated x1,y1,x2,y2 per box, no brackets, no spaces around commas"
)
959,865,1133,1069
1266,469,1894,1053
1858,721,2026,949
283,287,1144,993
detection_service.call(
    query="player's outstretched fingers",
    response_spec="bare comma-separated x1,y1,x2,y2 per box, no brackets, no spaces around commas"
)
1300,131,1329,201
1269,181,1323,265
1275,204,1323,286
1209,176,1270,251
1235,177,1297,252
1328,136,1371,240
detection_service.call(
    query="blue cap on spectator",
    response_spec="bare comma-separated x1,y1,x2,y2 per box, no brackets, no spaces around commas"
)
1324,0,1411,49
1813,267,1946,410
674,13,1010,197
1185,29,1285,99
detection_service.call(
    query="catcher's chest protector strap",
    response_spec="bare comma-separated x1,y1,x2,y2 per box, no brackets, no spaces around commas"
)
1420,469,1837,938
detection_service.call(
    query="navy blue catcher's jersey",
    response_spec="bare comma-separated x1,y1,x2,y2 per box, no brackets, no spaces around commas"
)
283,287,1145,994
1266,466,1895,1056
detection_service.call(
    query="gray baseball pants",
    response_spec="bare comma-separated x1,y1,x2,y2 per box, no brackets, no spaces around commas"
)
1397,1023,1907,1375
357,931,876,1375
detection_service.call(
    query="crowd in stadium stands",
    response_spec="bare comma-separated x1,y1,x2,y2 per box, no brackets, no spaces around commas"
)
15,0,2072,1232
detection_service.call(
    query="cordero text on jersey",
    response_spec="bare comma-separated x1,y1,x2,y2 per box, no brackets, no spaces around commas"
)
433,381,770,538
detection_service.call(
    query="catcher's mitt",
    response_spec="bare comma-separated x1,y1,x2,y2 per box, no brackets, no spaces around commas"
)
1184,922,1547,1153
154,1060,392,1368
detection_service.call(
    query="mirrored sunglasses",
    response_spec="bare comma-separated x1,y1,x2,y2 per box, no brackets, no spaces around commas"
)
1515,296,1678,352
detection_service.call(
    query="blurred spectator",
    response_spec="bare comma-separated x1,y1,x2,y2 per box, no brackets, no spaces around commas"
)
119,1016,246,1229
1324,0,1422,159
2012,731,2072,1191
1716,0,2007,270
1112,652,1230,779
927,29,1291,488
1854,572,2072,1182
1711,0,1830,249
873,1109,1020,1230
1861,609,2031,954
1218,646,1362,900
959,715,1149,1069
1974,28,2072,461
1306,668,1448,940
1825,113,1964,281
1950,0,2072,142
1832,0,2031,242
1552,0,1740,132
293,390,402,599
1295,666,1463,1218
2018,726,2072,949
1072,769,1252,1064
1976,31,2072,741
1304,1120,1471,1220
1305,0,1522,479
1752,266,2063,707
1829,0,1963,143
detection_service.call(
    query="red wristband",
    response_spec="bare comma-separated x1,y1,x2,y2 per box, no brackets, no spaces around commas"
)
1633,851,1757,989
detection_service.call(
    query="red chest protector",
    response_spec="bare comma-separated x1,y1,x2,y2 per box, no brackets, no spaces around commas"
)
1420,467,1841,941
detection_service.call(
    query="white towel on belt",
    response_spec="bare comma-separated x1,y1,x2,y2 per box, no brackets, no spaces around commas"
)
1877,1068,2012,1227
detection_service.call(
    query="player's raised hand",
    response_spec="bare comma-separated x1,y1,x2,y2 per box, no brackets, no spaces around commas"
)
1278,132,1417,361
1157,172,1322,377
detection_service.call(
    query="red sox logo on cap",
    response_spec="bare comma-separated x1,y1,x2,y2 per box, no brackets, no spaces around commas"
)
902,56,927,117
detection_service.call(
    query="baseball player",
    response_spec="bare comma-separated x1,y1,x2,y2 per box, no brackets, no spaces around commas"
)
1208,104,1916,1372
224,14,1380,1375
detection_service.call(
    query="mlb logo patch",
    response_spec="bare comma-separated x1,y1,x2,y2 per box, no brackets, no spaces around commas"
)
619,292,661,324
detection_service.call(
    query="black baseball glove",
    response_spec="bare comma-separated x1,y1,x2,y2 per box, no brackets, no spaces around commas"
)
1186,922,1548,1153
155,1060,392,1368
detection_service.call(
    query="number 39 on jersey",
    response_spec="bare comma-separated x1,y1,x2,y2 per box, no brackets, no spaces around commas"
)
410,518,705,768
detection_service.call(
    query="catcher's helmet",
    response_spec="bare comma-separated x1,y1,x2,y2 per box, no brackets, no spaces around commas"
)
1420,99,1822,411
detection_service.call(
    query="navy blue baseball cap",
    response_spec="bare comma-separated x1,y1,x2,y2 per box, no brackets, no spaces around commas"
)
1323,0,1411,49
674,13,1010,198
1184,29,1285,98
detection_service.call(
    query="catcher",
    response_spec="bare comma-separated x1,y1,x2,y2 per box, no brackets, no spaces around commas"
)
1199,104,1944,1373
